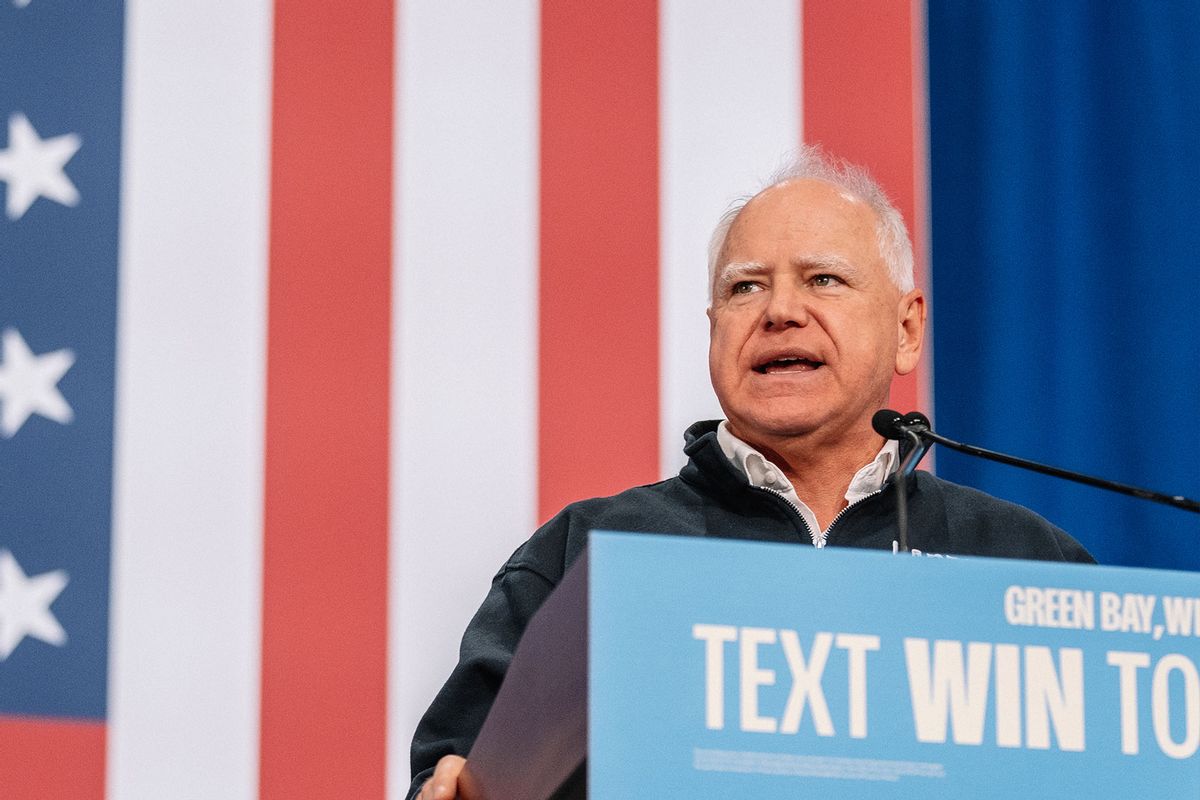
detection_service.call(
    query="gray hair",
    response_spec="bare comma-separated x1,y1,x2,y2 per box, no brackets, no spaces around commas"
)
707,146,915,299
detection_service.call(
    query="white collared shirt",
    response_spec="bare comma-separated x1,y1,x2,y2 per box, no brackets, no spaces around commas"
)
716,420,900,547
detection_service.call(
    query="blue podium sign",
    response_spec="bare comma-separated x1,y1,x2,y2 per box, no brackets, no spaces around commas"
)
588,531,1200,798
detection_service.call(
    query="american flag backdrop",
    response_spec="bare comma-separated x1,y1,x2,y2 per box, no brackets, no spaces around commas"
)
0,2,929,796
18,1,1200,798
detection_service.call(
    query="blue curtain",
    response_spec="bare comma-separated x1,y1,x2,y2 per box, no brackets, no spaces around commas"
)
928,2,1200,569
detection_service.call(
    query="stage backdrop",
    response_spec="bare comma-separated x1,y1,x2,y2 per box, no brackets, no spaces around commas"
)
0,2,1195,799
928,2,1200,571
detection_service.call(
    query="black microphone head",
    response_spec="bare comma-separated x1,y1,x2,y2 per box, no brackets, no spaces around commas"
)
902,411,931,430
872,408,905,440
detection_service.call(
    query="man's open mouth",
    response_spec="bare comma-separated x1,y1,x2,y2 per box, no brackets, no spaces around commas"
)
753,356,825,374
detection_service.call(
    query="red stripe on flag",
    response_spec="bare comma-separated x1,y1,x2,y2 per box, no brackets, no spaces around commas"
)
538,1,661,522
802,0,931,413
0,717,104,799
262,2,393,798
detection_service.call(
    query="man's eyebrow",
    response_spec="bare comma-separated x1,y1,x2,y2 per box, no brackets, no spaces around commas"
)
714,255,865,294
714,261,767,288
791,253,859,275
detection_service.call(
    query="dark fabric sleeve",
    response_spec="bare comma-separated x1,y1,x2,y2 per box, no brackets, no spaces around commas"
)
1055,527,1098,564
406,564,556,799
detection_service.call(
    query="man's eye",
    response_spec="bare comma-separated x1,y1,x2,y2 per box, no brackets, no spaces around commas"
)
811,274,842,287
731,281,760,294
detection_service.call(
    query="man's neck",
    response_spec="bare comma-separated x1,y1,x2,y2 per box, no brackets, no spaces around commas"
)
736,425,887,531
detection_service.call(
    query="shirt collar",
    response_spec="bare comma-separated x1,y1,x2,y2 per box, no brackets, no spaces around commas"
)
716,420,899,501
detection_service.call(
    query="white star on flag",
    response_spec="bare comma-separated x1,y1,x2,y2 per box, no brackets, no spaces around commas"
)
0,112,82,220
0,328,76,437
0,550,68,660
13,0,32,7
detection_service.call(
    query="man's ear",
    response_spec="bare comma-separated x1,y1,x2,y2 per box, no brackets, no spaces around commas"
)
895,288,926,375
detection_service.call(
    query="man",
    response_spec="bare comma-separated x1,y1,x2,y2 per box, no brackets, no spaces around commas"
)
410,148,1093,799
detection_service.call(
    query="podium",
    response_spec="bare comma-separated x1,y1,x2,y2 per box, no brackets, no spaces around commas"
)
463,531,1200,798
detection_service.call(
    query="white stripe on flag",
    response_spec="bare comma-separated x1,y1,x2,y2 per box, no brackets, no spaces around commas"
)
389,1,540,793
659,0,802,476
109,2,272,798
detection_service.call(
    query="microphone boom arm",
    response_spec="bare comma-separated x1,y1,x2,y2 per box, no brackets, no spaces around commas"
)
922,429,1200,514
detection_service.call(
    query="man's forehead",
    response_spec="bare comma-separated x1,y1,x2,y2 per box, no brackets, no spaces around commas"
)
721,179,879,254
744,177,871,217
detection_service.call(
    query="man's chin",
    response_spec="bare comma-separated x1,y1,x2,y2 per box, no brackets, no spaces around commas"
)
726,414,826,445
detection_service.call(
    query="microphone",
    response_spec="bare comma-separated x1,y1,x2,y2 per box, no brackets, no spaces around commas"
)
871,409,929,443
871,408,904,439
901,411,931,436
873,407,1200,553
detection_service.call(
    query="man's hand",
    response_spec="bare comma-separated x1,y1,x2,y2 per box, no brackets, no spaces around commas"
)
417,755,470,800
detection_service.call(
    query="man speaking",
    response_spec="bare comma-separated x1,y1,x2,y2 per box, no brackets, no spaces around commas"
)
410,148,1093,799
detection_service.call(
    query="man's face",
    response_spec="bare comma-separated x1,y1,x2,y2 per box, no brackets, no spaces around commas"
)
707,178,923,448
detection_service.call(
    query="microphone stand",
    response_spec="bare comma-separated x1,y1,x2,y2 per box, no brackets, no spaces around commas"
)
893,431,932,553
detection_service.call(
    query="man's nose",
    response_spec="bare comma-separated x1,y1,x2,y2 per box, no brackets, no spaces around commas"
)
763,286,810,330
